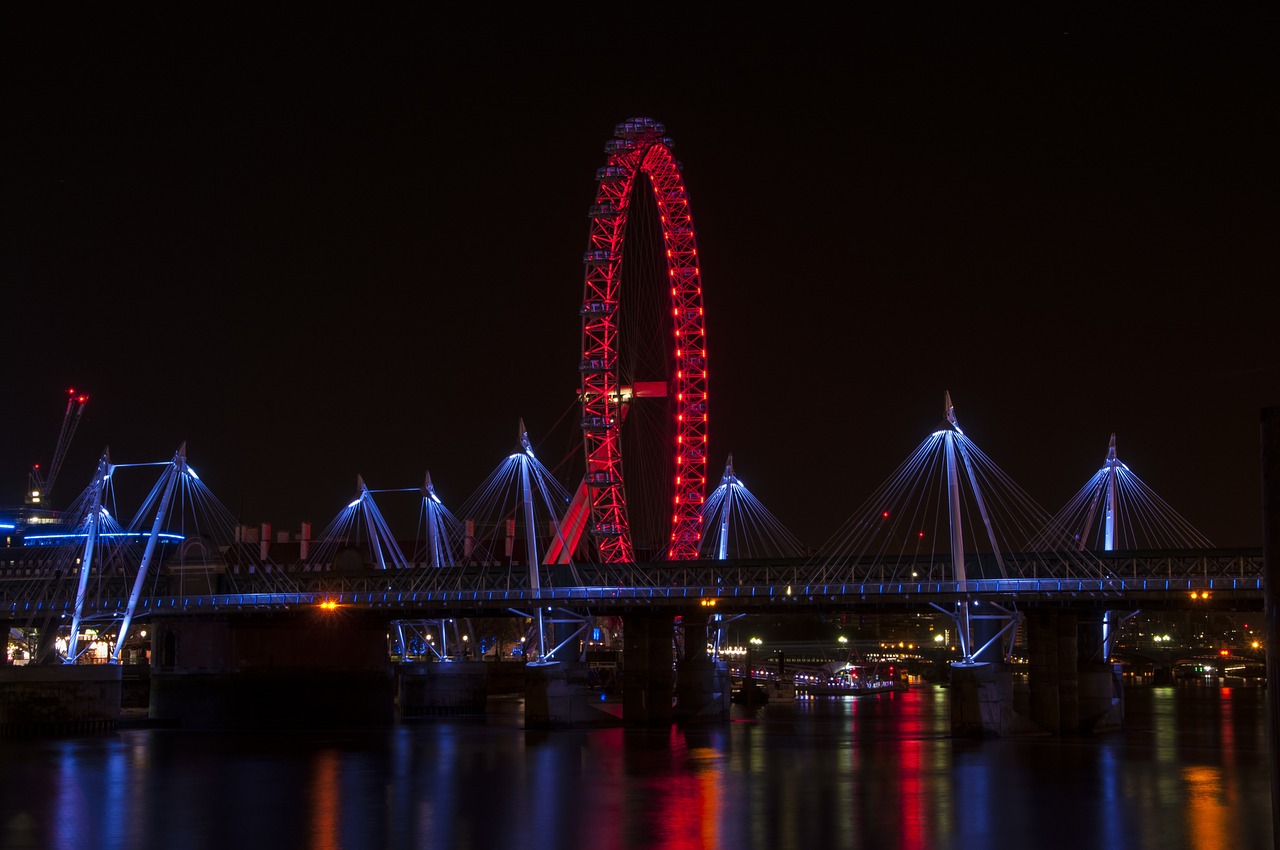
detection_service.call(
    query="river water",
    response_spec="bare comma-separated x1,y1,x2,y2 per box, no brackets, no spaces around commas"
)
0,683,1271,850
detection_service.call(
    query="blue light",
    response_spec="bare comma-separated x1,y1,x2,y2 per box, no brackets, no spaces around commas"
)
24,531,185,546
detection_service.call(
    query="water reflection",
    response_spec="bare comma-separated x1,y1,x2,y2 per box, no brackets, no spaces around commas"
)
0,684,1270,849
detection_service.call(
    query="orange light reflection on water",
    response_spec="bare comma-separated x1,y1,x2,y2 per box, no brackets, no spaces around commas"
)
1183,765,1227,850
309,748,341,850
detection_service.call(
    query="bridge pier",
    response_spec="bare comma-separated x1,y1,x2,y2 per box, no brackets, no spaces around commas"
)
1077,611,1124,733
1027,609,1073,734
673,611,731,723
949,600,1024,736
397,661,488,718
524,659,618,727
0,615,123,735
622,610,675,726
0,663,121,735
949,662,1017,737
148,611,395,729
1024,608,1123,735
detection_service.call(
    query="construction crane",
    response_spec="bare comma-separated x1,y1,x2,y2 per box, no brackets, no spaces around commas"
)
26,388,89,507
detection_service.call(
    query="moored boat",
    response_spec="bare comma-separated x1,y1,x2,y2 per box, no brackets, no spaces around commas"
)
796,664,908,697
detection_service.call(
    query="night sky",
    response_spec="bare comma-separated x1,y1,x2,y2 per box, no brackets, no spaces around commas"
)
5,14,1275,550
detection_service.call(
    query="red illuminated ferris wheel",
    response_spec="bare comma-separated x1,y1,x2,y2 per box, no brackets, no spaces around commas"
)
578,118,708,563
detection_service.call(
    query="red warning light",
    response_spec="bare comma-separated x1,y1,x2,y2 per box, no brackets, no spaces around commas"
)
918,532,925,538
882,511,890,518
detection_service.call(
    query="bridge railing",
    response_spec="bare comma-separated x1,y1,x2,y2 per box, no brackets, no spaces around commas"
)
1,548,1264,617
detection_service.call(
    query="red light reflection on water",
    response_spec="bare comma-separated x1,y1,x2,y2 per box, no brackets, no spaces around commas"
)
845,687,944,849
895,726,926,848
578,724,725,849
644,727,724,850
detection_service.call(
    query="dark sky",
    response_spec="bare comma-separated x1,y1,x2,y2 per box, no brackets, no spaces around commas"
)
4,13,1275,549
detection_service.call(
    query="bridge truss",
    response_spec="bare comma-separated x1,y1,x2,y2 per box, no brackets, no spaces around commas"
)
3,550,1262,625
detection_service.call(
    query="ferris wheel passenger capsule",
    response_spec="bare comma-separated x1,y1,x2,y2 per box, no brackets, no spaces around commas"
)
614,117,664,139
583,249,620,265
596,166,628,182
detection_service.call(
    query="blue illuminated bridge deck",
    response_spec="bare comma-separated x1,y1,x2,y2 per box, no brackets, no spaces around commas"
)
0,549,1263,620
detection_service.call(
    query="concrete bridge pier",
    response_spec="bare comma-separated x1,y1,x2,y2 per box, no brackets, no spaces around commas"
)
0,616,123,735
673,611,731,723
397,660,488,718
622,609,675,726
1025,608,1123,734
524,657,618,728
0,663,121,735
147,610,395,729
1027,609,1075,734
518,603,619,728
949,601,1019,736
949,662,1014,736
1077,611,1124,733
1151,648,1175,685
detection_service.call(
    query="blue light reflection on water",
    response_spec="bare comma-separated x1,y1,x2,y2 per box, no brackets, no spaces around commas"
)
0,685,1271,850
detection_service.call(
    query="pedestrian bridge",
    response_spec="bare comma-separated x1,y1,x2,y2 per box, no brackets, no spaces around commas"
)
3,548,1262,622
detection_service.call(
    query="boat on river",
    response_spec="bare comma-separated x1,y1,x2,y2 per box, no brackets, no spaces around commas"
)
796,664,909,697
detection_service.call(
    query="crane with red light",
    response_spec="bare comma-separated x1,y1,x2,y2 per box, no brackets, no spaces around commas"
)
26,388,89,508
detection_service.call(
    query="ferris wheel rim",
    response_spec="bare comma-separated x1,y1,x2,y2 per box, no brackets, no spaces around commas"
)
578,117,708,563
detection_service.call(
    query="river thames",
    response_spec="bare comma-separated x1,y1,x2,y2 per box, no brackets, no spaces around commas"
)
0,683,1271,850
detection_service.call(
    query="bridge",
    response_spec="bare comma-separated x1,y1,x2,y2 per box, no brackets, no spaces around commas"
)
2,549,1264,619
1,117,1274,737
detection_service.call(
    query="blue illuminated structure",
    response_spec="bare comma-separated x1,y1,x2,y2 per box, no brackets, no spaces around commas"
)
305,470,473,660
62,446,195,662
305,475,413,572
24,531,185,547
817,393,1107,666
22,441,278,664
454,420,586,665
1044,433,1213,552
1038,434,1214,659
699,454,804,560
